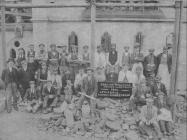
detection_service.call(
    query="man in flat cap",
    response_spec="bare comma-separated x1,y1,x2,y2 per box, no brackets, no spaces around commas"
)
131,43,144,67
78,68,97,116
143,48,158,77
36,43,47,60
139,98,162,139
42,80,57,113
27,44,35,62
1,58,19,112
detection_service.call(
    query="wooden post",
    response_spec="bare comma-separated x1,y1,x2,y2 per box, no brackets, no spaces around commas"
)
170,0,183,120
90,0,96,67
1,0,7,68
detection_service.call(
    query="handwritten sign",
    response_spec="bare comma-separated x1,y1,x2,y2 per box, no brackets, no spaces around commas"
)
97,82,132,98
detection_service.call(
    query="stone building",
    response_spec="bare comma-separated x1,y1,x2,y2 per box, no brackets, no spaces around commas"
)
0,0,186,91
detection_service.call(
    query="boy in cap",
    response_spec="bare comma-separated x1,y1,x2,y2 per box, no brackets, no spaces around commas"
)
1,58,19,112
24,81,42,113
143,48,158,77
139,98,162,139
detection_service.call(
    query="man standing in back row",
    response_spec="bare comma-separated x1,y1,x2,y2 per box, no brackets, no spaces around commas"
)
1,58,19,113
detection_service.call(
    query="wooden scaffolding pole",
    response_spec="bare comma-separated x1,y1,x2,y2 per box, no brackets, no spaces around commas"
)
1,0,7,68
90,0,96,67
170,0,183,120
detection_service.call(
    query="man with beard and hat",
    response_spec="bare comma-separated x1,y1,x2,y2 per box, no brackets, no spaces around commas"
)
1,58,19,112
143,48,158,77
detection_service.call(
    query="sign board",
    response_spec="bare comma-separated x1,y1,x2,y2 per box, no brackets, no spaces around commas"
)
97,82,132,98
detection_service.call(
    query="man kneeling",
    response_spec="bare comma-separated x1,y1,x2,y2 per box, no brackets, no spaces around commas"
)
24,81,42,113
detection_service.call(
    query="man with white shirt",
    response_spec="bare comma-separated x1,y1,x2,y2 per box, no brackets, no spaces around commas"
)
1,58,19,112
74,68,87,93
95,45,106,69
118,64,134,83
121,46,131,69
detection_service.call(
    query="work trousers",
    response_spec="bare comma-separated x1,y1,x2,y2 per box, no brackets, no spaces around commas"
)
139,121,162,138
6,83,18,112
43,95,57,108
159,120,173,134
78,94,96,116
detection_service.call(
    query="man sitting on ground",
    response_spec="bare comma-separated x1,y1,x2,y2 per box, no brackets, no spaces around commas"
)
42,80,57,113
24,81,42,113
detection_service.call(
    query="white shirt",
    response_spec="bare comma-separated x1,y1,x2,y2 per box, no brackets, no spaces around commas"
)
118,70,135,84
74,73,87,88
95,52,106,68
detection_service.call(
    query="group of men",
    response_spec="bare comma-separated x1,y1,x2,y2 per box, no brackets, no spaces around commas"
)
1,42,173,139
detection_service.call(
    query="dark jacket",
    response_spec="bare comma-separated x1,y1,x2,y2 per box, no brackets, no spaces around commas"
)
157,53,172,73
43,86,57,96
143,54,158,75
1,68,18,86
82,76,97,96
109,51,118,65
151,83,167,96
24,88,41,101
18,68,32,89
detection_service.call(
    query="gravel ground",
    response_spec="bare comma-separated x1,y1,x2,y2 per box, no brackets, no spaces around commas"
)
0,110,186,140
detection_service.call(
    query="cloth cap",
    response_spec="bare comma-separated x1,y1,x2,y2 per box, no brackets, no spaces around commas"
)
87,67,94,72
29,81,35,85
149,48,155,52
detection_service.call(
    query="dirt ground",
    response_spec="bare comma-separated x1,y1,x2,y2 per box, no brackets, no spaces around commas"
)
0,110,186,140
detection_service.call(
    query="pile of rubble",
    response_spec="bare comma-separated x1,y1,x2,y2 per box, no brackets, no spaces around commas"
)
37,96,141,140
